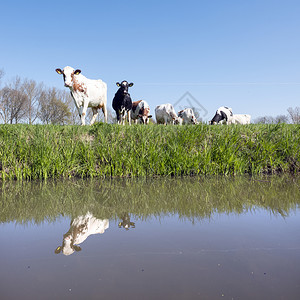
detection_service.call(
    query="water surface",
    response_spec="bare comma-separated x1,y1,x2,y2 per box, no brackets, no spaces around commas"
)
1,176,300,299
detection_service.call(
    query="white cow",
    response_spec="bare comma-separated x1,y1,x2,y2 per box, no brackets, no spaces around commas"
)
178,108,198,125
228,114,251,124
56,66,107,125
55,212,109,256
131,100,152,124
155,103,181,125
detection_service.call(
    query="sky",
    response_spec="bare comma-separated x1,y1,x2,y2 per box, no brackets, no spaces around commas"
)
1,0,300,121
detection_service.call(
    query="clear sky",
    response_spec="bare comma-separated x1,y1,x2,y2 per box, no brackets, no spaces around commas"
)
1,0,299,121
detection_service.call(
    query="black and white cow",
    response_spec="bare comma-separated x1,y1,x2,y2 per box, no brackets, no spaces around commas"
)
210,106,233,124
118,213,136,231
112,81,133,125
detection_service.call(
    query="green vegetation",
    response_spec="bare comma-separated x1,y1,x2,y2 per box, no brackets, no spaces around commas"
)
0,176,299,224
0,123,299,180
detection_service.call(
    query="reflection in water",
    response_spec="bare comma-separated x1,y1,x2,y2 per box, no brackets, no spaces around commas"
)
55,212,109,256
118,213,135,230
0,176,300,299
0,176,299,225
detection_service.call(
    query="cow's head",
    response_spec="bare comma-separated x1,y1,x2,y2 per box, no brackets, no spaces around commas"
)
191,115,197,124
139,113,152,124
56,66,81,88
55,233,82,256
173,117,183,125
210,106,232,124
116,81,134,95
139,108,152,124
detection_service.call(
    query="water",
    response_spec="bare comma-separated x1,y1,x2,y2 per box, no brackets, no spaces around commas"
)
0,176,300,299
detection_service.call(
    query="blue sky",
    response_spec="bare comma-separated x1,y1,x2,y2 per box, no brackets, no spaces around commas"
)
1,0,299,121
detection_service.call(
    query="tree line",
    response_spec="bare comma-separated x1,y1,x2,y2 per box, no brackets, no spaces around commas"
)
253,107,300,124
0,69,115,125
0,69,299,125
0,70,75,125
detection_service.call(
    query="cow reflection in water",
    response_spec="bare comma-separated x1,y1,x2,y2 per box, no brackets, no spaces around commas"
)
118,213,135,231
55,213,109,256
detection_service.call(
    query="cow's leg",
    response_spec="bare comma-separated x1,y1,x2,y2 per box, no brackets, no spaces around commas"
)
102,103,108,123
90,107,99,125
116,111,121,124
122,112,126,125
119,108,125,125
74,103,82,125
81,102,89,125
127,111,131,125
81,101,88,125
164,116,168,125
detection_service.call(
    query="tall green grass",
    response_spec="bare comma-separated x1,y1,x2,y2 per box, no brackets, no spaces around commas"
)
0,123,299,180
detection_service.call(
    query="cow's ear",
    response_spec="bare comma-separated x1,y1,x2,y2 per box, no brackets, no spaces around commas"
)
56,68,63,75
116,82,121,87
129,83,134,87
55,246,62,254
74,69,81,75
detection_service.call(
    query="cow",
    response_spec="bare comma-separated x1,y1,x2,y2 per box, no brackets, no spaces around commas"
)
55,212,109,256
118,213,136,230
177,108,198,125
131,100,152,124
56,66,107,125
155,103,181,125
209,106,233,124
112,81,133,125
228,114,251,124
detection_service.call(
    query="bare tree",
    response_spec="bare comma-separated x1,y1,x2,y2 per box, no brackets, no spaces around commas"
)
0,69,4,85
287,107,300,124
0,77,28,124
0,87,11,123
39,87,72,125
23,79,43,124
253,116,274,124
275,115,288,123
254,115,289,124
0,70,6,122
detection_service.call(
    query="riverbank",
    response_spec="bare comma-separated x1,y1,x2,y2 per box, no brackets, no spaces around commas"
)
0,123,299,180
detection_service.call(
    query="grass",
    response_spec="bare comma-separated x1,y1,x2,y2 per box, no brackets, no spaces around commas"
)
0,123,299,180
0,176,299,224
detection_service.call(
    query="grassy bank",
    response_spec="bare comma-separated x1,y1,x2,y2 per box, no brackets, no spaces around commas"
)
0,123,299,180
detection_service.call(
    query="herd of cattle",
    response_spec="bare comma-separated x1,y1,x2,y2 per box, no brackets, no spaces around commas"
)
56,66,251,126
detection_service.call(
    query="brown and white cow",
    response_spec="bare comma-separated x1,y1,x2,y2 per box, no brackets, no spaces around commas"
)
55,213,109,256
131,100,152,124
56,66,107,125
